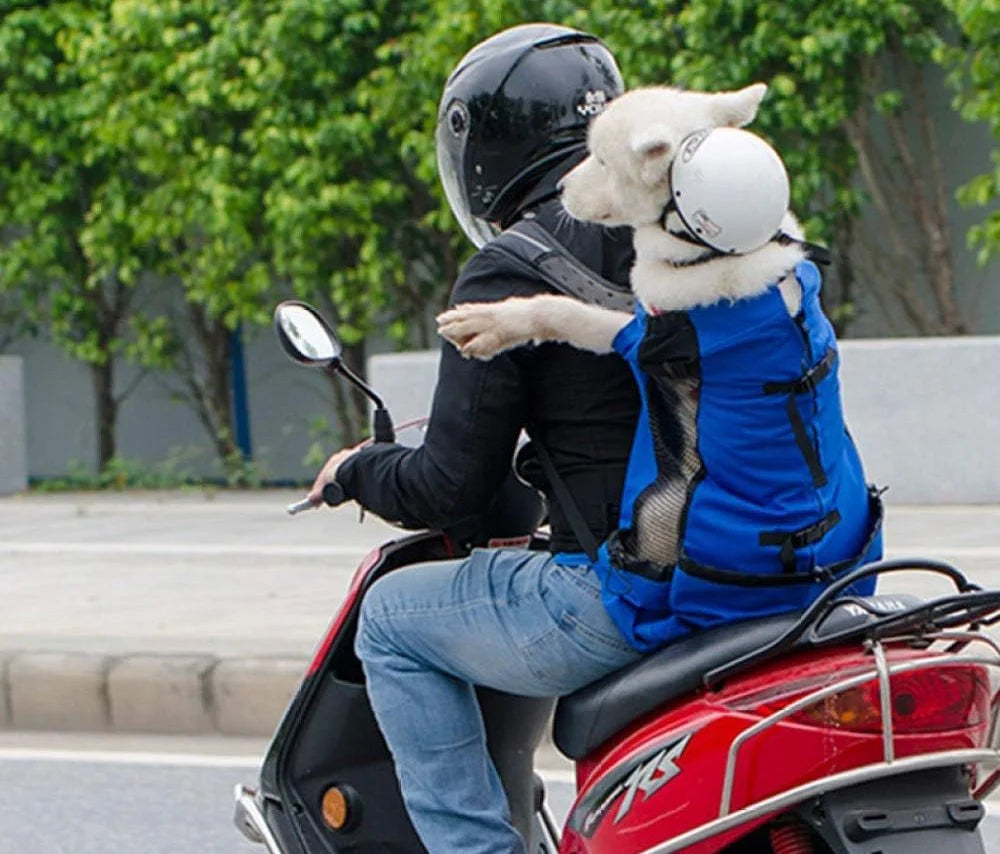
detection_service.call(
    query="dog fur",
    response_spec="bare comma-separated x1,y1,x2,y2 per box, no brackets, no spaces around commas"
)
437,83,807,359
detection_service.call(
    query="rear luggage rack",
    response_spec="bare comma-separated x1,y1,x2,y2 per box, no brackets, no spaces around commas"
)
705,558,1000,688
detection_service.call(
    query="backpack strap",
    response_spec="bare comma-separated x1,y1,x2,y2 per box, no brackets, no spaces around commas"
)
493,218,637,312
491,217,633,560
521,434,600,563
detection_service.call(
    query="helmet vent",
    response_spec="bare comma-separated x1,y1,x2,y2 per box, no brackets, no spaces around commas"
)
448,103,469,137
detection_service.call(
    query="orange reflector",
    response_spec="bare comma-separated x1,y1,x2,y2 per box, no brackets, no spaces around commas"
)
322,786,350,830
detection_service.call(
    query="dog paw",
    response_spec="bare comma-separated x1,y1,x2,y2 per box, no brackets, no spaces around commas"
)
436,301,537,360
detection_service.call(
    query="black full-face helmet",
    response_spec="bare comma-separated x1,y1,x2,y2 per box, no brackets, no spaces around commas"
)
436,23,624,247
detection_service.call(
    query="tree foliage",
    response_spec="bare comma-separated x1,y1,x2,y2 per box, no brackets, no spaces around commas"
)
0,0,166,465
636,0,970,333
1,0,998,478
65,0,276,472
939,0,1000,266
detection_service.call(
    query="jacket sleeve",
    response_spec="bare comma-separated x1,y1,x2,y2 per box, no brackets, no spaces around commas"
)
333,251,533,528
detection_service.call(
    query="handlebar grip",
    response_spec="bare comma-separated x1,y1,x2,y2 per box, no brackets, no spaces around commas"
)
322,481,347,507
285,497,316,515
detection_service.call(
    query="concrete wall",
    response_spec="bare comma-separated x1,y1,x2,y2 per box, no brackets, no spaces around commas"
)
6,331,1000,502
9,329,337,484
368,336,1000,505
0,356,27,494
838,337,1000,503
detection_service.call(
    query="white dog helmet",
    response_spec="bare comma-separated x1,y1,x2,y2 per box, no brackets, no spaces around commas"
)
667,127,790,255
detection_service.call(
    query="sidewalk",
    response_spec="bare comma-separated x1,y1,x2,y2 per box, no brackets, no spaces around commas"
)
2,490,1000,742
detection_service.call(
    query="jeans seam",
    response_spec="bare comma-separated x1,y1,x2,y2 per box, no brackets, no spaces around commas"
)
563,611,633,654
553,563,602,600
366,596,497,620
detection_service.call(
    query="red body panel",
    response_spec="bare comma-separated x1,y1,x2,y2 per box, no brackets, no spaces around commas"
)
305,547,382,676
562,645,990,852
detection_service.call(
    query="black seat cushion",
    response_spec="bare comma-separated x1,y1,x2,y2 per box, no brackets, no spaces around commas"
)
553,594,923,760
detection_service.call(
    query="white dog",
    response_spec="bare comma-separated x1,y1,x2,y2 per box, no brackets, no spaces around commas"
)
437,83,807,361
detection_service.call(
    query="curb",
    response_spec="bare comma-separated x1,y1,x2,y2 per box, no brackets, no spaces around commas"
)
0,650,308,737
0,650,566,760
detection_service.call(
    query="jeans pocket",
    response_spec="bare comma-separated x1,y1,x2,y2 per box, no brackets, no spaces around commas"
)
518,565,639,692
519,624,634,695
551,564,635,652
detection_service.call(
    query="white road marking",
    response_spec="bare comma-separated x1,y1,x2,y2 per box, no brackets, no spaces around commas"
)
0,542,370,558
0,747,263,768
0,747,578,782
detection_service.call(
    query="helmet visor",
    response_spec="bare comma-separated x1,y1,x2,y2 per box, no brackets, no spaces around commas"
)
436,106,498,249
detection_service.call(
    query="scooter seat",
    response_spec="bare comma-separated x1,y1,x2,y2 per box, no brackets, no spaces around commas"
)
553,593,923,760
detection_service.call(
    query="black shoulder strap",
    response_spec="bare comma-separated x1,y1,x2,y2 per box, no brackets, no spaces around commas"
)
492,218,637,312
528,436,600,563
490,217,632,561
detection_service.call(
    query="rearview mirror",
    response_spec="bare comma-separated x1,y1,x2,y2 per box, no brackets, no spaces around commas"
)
273,299,396,444
274,301,342,368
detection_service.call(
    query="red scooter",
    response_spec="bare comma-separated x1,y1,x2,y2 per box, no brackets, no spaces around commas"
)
235,301,1000,853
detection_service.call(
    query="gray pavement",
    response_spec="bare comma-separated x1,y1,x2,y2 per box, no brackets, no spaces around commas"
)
2,490,1000,740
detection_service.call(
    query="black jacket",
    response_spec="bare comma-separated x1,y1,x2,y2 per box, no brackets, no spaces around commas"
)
335,201,640,554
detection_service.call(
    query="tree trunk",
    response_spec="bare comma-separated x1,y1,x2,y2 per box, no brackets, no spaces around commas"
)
91,358,117,470
827,216,858,337
185,303,242,477
846,45,966,336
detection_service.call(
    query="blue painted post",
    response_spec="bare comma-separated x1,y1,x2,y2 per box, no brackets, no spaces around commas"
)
230,326,252,460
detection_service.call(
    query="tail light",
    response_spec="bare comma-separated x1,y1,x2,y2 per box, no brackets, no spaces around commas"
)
791,665,991,733
734,664,992,734
792,664,991,733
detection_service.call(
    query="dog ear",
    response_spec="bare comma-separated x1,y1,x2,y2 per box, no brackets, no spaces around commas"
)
630,124,674,186
711,82,768,127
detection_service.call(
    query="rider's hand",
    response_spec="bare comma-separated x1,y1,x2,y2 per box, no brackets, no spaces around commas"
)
307,444,363,506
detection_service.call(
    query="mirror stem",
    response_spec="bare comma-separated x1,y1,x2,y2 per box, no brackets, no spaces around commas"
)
333,364,387,411
330,364,396,444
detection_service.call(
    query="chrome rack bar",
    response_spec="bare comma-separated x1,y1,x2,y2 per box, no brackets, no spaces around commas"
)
872,641,895,764
719,651,1000,817
644,750,998,854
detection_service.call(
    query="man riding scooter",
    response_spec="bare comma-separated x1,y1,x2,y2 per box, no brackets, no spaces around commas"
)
307,23,645,854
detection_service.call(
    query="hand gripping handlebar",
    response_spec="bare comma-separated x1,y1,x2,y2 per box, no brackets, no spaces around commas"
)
284,482,347,516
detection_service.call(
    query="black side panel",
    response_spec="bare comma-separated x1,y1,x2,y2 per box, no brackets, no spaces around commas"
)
281,674,420,853
259,532,554,853
796,766,986,854
262,532,453,853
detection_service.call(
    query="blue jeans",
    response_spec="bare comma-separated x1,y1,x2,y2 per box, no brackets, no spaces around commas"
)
355,548,641,854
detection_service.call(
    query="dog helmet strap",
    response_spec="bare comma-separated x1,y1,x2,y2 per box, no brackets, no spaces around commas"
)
658,198,730,263
774,231,833,266
658,198,706,246
658,197,678,232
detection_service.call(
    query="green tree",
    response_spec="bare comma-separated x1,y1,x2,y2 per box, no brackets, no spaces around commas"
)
386,0,997,335
66,0,274,476
627,1,965,334
250,0,423,443
0,1,166,466
940,0,1000,266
